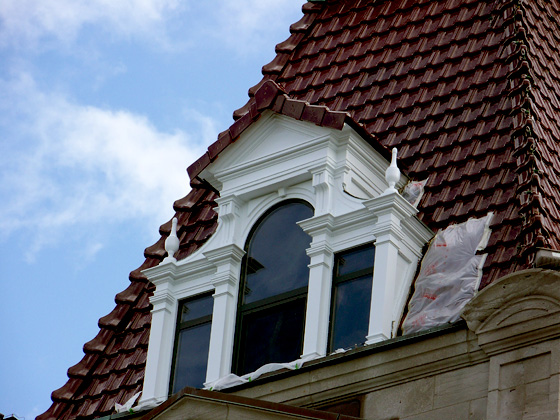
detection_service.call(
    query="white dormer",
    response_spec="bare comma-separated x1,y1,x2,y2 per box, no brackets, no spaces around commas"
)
139,106,433,408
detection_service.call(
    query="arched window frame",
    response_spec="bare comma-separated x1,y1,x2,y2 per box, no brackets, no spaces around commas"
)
139,113,433,408
232,199,314,375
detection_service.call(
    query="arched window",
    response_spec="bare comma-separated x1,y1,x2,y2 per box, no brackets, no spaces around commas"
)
233,201,314,375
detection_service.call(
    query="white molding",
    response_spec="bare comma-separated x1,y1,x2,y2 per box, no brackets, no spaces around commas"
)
140,114,433,404
204,244,245,382
364,192,433,343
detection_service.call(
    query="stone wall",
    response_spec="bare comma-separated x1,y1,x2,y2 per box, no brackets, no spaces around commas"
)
232,269,560,420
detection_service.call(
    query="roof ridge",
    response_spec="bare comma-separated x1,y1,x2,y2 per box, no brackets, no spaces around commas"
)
507,0,560,266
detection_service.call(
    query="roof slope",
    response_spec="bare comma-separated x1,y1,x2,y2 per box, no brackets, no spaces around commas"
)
38,0,560,419
238,0,560,285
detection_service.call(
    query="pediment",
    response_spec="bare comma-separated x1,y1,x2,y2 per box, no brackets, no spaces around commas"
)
477,295,560,334
203,111,332,179
462,269,560,353
198,109,394,203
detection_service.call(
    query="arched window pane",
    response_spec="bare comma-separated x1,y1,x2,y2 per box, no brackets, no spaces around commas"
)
242,202,314,304
235,201,313,375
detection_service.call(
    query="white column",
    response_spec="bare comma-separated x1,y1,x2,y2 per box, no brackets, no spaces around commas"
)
140,286,177,406
301,240,334,358
364,192,417,344
204,244,245,383
299,212,336,358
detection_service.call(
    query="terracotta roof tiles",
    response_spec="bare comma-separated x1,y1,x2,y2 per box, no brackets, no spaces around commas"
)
39,0,560,418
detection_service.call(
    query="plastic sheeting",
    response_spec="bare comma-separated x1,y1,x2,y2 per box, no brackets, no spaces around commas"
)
401,179,428,208
204,354,318,391
402,213,493,335
115,391,141,413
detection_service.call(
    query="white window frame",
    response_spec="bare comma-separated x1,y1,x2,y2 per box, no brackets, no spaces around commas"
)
139,112,433,408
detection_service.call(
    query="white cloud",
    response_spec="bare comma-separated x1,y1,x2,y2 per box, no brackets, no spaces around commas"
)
212,0,304,54
0,74,218,259
0,0,183,49
0,0,304,54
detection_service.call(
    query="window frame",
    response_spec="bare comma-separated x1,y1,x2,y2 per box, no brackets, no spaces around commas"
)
327,243,375,353
169,291,214,394
232,199,314,375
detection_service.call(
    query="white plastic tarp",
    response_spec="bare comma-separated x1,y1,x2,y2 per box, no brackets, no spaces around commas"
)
204,354,318,391
401,179,428,208
115,391,141,413
402,213,493,335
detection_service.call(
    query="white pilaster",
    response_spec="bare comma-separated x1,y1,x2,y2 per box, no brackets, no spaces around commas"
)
300,214,336,358
140,281,177,406
364,192,418,344
204,244,245,383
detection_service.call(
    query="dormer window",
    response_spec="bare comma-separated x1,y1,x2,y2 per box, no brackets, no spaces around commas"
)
139,107,433,407
234,201,314,375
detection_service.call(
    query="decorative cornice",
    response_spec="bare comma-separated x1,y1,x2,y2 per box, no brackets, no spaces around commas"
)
204,244,246,266
363,192,417,222
142,257,215,286
463,269,560,355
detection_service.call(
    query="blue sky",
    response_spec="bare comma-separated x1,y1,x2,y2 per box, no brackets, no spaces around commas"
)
0,1,305,418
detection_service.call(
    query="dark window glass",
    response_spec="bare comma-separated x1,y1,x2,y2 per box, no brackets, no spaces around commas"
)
237,297,306,374
335,246,375,277
170,293,213,393
242,202,314,304
329,245,374,352
179,294,214,323
235,201,313,375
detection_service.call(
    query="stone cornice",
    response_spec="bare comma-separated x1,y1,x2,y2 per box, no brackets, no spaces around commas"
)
462,269,560,355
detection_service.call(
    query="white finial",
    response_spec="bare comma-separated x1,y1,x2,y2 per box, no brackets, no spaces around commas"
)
384,147,400,194
163,217,179,263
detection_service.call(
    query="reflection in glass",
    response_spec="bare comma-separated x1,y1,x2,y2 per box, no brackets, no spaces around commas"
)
336,246,375,277
330,274,372,350
172,323,211,393
329,245,374,352
180,294,214,323
235,201,313,375
171,293,213,393
243,202,313,304
238,297,306,374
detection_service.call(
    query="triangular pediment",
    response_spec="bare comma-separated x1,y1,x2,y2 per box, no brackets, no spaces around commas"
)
203,111,333,178
198,108,394,202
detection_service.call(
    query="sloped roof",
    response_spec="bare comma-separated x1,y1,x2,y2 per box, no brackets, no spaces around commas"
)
37,178,219,420
38,0,560,419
